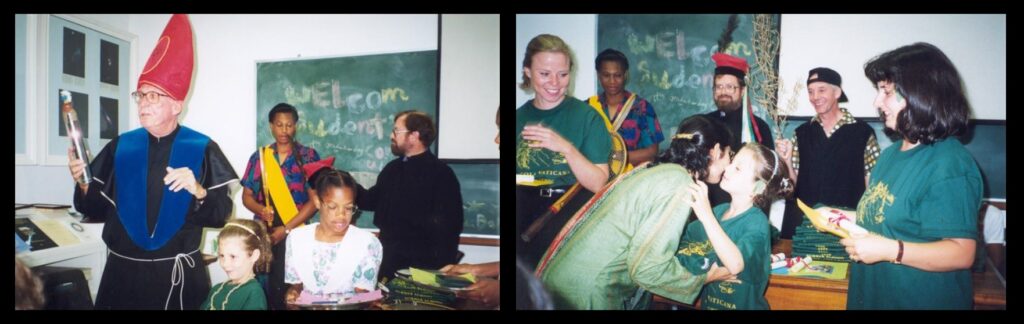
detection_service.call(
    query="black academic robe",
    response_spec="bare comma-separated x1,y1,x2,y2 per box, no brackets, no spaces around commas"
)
703,108,775,152
73,126,237,310
356,151,464,279
704,108,775,207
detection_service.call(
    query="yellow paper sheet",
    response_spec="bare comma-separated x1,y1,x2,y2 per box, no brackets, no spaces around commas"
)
33,219,80,246
410,267,439,286
409,267,477,287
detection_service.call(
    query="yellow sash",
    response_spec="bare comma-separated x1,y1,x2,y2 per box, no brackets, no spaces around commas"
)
588,94,636,174
263,146,299,225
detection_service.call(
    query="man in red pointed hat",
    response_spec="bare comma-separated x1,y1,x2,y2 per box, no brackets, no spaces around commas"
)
67,14,239,310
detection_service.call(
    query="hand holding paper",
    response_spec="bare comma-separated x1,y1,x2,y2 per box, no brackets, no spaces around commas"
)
797,199,868,239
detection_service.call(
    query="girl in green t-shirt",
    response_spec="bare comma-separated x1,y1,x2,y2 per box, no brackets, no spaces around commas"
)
204,219,272,310
679,142,793,310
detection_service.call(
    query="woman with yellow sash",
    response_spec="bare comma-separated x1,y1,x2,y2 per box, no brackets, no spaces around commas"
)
588,48,665,167
240,103,321,310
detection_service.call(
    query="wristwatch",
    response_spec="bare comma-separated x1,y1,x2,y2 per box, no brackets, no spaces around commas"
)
284,227,291,235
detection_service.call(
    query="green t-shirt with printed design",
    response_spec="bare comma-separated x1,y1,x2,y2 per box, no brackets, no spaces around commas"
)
516,97,612,187
848,138,982,310
677,203,772,310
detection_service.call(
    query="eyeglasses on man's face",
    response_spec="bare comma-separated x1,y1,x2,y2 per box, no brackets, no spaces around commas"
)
131,91,173,104
713,84,741,93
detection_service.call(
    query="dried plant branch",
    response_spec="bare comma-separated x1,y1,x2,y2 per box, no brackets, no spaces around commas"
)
751,14,787,139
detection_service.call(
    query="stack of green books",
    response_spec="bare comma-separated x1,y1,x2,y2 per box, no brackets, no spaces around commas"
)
791,217,850,262
384,276,456,307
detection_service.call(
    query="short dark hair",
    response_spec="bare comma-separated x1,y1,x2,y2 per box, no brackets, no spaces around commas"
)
864,42,971,144
312,168,359,201
653,115,734,181
395,110,436,147
311,168,360,222
268,103,299,123
595,48,629,71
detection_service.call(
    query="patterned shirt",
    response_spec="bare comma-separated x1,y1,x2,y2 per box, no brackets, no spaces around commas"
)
240,142,320,222
593,91,665,151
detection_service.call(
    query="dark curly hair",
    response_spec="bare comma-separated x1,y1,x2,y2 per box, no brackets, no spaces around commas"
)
268,102,299,123
652,115,733,181
864,42,971,144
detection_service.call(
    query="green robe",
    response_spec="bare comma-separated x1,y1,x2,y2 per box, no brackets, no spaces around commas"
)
202,279,267,310
536,163,707,309
848,139,982,309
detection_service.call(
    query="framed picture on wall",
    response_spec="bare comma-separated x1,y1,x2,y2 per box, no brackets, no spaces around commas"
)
200,227,222,256
62,27,85,78
41,15,133,166
100,39,118,85
100,97,118,139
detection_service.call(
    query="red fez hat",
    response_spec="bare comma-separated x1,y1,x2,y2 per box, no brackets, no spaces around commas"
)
712,52,749,80
138,14,194,101
302,156,336,180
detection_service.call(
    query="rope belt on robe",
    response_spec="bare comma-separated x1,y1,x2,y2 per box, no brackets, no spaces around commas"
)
107,248,200,310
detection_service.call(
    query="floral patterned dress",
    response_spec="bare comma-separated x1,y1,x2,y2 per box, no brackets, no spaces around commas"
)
285,224,383,300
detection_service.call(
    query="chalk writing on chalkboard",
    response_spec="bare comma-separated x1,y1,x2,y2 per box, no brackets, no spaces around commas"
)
257,50,439,230
444,159,500,237
598,14,779,150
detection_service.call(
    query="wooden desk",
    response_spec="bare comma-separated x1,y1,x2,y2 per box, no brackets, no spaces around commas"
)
765,272,848,309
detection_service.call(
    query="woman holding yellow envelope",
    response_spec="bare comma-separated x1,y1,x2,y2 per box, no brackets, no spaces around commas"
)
240,103,322,310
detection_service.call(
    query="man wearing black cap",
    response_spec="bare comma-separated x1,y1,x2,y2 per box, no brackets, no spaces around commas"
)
776,67,881,262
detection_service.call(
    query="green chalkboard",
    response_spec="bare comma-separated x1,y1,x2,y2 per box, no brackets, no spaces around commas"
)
256,50,439,229
597,14,780,150
444,159,500,237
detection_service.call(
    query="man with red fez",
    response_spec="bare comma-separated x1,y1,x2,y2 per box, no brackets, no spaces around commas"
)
705,52,775,152
67,14,238,310
702,52,775,206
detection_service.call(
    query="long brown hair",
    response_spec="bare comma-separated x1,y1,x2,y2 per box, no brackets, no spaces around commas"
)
744,143,794,210
218,219,273,273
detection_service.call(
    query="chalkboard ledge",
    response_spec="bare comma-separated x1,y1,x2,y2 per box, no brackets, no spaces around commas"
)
365,229,499,246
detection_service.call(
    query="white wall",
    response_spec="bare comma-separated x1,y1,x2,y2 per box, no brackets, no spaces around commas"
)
515,14,597,108
15,14,499,281
779,14,1006,120
439,14,500,159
